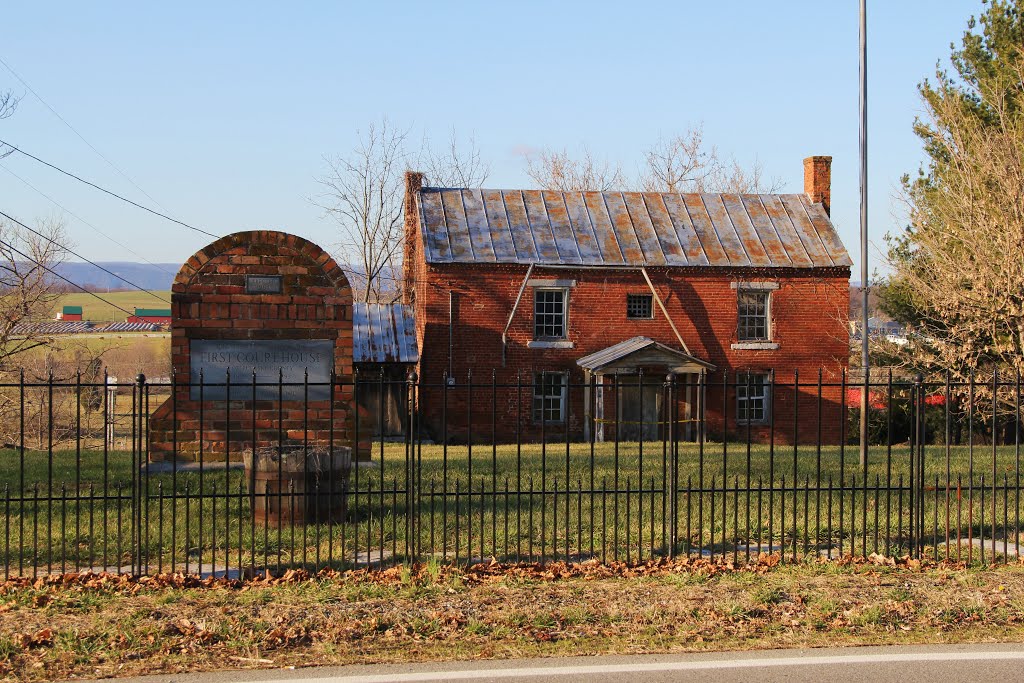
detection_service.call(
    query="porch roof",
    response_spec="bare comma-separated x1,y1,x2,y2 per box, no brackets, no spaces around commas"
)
576,336,715,375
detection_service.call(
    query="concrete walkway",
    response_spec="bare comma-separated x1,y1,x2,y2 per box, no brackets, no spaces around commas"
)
107,643,1024,683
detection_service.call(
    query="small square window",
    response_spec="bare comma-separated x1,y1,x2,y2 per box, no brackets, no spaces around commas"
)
738,290,770,341
626,294,653,319
534,289,568,339
533,372,566,423
737,373,771,424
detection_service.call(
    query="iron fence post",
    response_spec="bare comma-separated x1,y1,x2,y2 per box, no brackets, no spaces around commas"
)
666,373,676,557
134,373,146,576
909,372,923,558
406,370,418,565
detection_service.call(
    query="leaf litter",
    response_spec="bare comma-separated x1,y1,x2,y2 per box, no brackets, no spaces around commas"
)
1,553,1023,681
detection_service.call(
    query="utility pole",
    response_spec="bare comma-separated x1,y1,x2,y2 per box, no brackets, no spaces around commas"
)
859,0,870,468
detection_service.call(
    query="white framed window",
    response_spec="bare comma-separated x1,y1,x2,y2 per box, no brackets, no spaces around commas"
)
737,372,771,424
626,293,653,319
533,372,567,423
737,289,770,341
534,289,568,339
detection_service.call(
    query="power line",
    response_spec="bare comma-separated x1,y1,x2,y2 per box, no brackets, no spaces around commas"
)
0,138,218,239
0,209,170,304
0,163,176,277
0,54,171,214
0,138,429,290
0,233,135,317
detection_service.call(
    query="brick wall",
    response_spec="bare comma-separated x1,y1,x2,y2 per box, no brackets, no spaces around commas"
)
407,260,849,445
148,231,357,461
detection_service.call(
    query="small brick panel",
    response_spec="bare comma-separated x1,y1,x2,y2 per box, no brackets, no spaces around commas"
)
148,231,359,461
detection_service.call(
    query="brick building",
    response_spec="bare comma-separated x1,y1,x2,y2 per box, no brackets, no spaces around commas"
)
127,307,172,325
402,157,851,444
56,305,83,321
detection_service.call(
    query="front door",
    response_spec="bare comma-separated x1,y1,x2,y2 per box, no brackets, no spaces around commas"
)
618,375,662,441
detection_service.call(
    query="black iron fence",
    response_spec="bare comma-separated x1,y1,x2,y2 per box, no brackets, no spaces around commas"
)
1,368,1022,579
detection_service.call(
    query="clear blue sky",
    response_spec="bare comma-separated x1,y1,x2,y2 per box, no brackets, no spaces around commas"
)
0,1,977,278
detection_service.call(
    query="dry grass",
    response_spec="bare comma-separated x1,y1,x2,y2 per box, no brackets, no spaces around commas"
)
2,557,1024,681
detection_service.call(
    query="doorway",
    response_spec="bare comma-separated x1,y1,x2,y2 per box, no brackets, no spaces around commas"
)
617,375,662,441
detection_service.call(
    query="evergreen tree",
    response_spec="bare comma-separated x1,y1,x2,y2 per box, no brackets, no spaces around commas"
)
881,0,1024,406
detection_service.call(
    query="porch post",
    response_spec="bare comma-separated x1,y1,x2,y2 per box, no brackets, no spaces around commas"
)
685,373,694,442
583,369,591,442
595,374,605,442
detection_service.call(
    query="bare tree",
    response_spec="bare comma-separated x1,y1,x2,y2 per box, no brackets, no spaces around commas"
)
0,89,20,160
525,147,627,191
315,120,409,303
704,156,783,194
420,128,491,188
0,216,70,368
317,122,501,301
642,126,783,193
527,125,781,194
881,45,1024,411
641,127,718,192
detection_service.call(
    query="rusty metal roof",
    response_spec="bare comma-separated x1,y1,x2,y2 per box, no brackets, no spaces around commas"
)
577,336,715,373
417,189,851,268
353,303,418,364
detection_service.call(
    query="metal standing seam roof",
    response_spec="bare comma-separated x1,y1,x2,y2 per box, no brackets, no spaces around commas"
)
576,336,716,372
353,303,419,364
417,189,852,268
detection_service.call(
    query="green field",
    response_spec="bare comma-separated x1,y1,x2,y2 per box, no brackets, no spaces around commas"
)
56,290,172,322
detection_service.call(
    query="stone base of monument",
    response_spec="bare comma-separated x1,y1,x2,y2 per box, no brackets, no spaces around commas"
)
243,446,351,527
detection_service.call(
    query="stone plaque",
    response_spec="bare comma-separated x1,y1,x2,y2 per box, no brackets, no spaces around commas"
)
246,275,282,294
190,339,334,401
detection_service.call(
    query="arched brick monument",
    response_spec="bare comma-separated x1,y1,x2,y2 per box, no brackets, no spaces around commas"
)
148,230,358,461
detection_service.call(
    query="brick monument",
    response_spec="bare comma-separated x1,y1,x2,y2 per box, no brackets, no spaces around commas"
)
148,230,358,462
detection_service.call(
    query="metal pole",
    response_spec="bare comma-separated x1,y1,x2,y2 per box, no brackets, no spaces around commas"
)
859,0,870,468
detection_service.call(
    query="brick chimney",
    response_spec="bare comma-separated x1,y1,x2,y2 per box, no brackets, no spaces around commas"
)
402,171,425,305
803,156,832,215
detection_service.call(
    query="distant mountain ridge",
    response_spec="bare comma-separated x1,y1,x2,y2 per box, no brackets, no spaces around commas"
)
54,262,179,291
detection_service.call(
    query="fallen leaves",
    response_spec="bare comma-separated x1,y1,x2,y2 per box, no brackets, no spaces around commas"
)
2,556,1024,682
13,629,52,649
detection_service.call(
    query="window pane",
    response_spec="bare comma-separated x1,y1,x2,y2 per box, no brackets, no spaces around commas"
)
626,294,653,319
737,373,769,423
534,289,567,339
533,372,566,422
738,290,770,341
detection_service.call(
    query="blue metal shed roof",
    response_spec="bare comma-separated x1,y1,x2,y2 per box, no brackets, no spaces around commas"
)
353,303,418,364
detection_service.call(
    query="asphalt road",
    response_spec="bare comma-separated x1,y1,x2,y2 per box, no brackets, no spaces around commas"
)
110,643,1024,683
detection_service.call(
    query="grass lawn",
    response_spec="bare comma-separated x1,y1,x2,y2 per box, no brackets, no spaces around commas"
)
2,559,1024,681
3,439,1019,492
0,439,1022,576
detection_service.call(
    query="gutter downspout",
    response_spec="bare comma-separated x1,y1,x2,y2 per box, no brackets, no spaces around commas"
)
448,290,454,380
641,266,690,355
502,263,535,366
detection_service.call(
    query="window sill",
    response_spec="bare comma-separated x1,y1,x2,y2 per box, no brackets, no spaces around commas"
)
731,342,779,350
528,340,575,349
